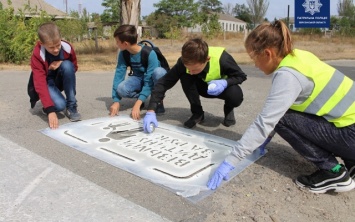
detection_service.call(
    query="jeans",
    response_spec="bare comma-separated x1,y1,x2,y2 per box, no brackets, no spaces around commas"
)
275,110,355,170
117,67,166,98
47,60,77,111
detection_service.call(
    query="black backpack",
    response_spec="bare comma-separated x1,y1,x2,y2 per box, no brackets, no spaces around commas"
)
122,40,170,75
27,72,39,108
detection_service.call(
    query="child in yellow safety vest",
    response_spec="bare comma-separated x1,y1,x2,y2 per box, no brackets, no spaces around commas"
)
208,20,355,194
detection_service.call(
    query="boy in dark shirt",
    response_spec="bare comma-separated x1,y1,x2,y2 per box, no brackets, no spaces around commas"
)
143,38,247,132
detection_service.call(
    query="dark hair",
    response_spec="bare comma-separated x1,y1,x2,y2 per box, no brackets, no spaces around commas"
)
181,38,209,65
113,25,138,44
245,20,293,58
38,22,61,43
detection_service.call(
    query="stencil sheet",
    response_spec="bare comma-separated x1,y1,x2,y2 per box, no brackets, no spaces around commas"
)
40,115,266,202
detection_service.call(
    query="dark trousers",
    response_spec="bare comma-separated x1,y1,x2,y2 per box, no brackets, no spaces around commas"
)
275,110,355,170
180,74,243,115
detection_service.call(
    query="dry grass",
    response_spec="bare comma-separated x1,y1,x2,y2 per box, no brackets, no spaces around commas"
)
1,33,355,71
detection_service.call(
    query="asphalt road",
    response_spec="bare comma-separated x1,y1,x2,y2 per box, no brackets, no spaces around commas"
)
1,61,354,221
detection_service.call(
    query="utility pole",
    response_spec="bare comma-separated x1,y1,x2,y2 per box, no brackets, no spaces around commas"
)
78,0,82,17
63,0,68,14
286,5,290,28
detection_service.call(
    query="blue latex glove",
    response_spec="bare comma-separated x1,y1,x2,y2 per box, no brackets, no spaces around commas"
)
207,79,227,96
143,112,158,133
259,131,275,155
207,161,235,190
259,136,272,155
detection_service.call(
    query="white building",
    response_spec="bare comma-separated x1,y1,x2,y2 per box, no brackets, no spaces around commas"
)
187,13,247,33
218,13,247,32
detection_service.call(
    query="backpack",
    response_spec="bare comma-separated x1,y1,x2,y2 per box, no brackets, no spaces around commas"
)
122,40,170,75
27,72,39,108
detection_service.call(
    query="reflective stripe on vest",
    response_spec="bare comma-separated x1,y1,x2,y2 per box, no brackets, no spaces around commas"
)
186,47,225,82
278,49,355,127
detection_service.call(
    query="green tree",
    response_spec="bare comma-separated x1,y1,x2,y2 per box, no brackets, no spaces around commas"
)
337,0,355,17
165,25,182,40
81,8,90,23
147,0,199,38
145,12,177,38
195,0,223,38
330,16,339,30
201,13,222,38
338,16,355,36
198,0,223,13
0,1,102,63
233,3,252,24
101,0,120,23
55,10,88,42
336,0,355,36
0,1,52,63
154,0,199,28
247,0,269,27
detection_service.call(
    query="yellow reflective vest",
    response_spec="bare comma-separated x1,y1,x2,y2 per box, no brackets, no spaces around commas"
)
187,47,226,82
278,49,355,127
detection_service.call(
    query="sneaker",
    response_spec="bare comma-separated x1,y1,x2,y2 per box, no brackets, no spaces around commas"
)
184,112,204,128
223,109,236,127
65,107,81,122
344,160,355,179
295,165,355,193
155,101,165,115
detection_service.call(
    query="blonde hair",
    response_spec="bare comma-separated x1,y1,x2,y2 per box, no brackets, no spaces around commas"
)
245,20,293,58
38,22,61,43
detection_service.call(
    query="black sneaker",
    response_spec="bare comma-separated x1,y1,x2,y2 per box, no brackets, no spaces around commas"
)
295,165,355,193
65,107,81,122
184,112,204,128
223,109,236,127
344,160,355,179
155,101,165,115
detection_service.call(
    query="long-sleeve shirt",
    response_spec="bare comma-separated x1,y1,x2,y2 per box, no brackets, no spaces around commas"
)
147,50,247,110
225,67,315,166
112,44,159,103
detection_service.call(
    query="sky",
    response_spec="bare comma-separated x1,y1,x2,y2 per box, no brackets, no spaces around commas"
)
44,0,339,20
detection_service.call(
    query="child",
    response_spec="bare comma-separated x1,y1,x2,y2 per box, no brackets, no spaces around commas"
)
207,20,355,194
28,22,81,129
110,25,166,120
143,38,247,131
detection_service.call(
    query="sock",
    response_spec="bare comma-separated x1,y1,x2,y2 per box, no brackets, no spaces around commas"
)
331,164,342,173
